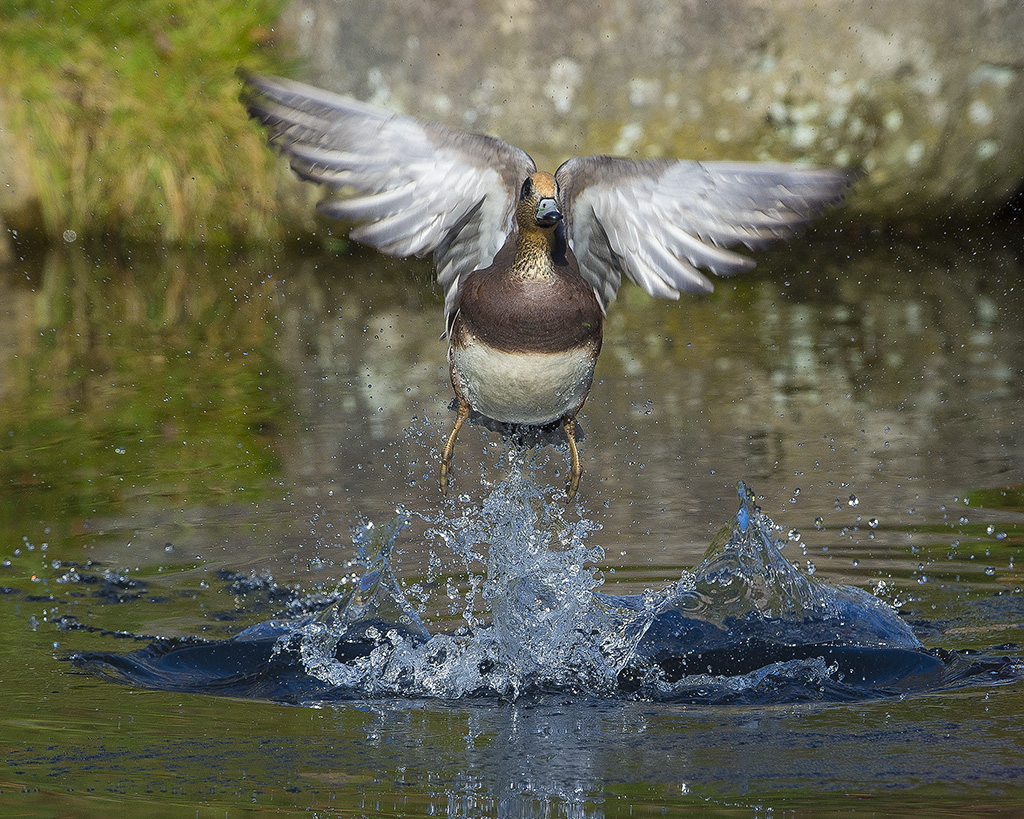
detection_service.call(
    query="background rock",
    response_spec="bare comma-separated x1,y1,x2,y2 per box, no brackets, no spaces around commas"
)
278,0,1024,221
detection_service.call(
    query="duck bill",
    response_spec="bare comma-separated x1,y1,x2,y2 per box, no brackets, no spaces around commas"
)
535,198,563,227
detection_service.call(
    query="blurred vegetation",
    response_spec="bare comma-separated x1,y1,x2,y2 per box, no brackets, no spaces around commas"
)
0,0,308,245
0,247,292,540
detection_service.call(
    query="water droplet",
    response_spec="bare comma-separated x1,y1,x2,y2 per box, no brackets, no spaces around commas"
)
984,566,996,576
813,517,824,530
788,529,801,542
996,531,1007,541
851,558,859,568
987,525,996,535
806,560,816,575
868,518,879,529
848,494,860,507
958,516,969,525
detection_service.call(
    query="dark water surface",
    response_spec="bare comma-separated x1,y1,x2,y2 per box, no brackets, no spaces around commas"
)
2,231,1023,816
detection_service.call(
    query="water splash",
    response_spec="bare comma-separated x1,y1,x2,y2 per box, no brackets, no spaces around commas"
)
73,479,1018,703
673,483,920,647
270,513,431,690
272,463,657,698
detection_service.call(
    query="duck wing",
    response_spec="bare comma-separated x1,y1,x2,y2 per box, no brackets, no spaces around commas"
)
243,73,536,329
555,156,856,309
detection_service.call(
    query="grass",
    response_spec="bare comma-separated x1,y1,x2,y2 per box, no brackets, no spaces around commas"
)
0,0,311,245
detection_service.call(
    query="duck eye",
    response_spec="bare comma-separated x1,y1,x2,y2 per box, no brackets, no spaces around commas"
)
520,178,533,199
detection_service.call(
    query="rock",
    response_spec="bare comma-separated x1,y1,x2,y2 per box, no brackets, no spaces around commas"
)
277,0,1024,221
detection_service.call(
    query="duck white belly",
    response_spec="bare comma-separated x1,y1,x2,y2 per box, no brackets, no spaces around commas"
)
450,334,596,426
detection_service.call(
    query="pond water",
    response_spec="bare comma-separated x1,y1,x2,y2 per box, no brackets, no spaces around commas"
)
1,228,1022,816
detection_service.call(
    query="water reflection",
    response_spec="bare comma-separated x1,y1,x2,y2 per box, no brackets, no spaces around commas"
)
0,247,290,535
4,234,1019,586
6,235,1015,581
2,232,1023,814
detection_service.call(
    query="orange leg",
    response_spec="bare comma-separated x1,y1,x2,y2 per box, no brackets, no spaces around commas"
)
563,415,582,501
440,397,471,494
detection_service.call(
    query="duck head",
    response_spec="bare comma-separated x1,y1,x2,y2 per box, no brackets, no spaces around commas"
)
517,172,563,230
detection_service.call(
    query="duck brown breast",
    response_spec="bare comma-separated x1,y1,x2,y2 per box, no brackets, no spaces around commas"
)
457,267,603,355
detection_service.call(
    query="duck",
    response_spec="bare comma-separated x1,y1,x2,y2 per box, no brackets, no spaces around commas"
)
242,73,856,499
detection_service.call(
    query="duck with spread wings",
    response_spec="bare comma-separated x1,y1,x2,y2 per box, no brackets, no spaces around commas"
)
242,73,856,499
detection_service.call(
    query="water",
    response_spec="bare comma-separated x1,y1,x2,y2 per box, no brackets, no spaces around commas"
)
2,231,1023,815
72,481,1008,705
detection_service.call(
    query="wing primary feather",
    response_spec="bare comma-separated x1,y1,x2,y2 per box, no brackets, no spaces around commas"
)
242,72,537,294
245,75,855,313
557,155,856,307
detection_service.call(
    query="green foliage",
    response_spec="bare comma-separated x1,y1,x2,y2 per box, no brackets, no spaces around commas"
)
0,0,301,244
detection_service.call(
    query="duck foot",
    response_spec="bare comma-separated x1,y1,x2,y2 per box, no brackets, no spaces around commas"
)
564,416,582,501
440,398,471,494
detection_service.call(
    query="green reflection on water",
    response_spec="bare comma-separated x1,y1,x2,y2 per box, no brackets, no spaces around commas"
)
0,247,291,541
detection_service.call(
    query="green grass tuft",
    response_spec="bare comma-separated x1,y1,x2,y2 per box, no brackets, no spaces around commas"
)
0,0,310,245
